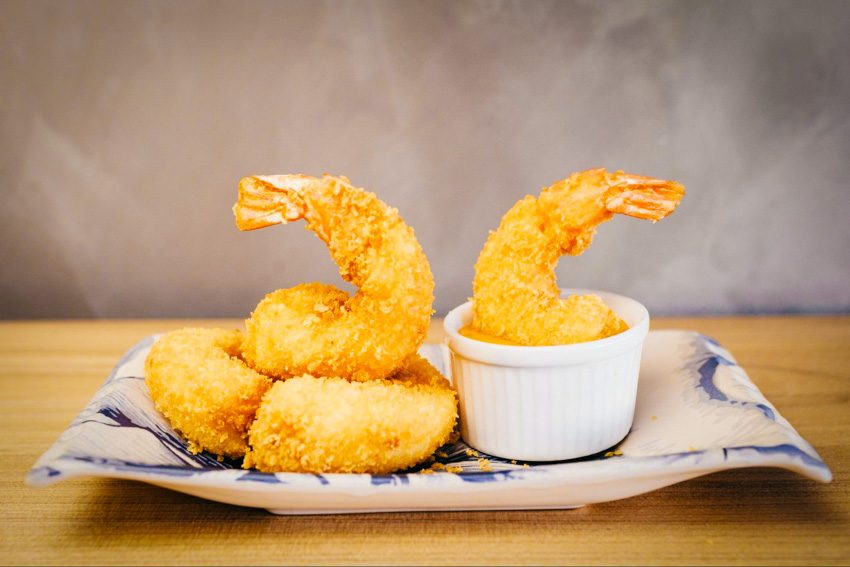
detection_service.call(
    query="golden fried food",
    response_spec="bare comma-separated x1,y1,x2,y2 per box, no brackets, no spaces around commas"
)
144,173,454,475
234,174,434,382
243,354,458,474
472,168,684,345
145,328,273,458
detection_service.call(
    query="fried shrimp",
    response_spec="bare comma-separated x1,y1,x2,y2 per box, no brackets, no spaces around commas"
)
145,328,273,457
233,174,434,382
243,354,458,474
472,168,685,346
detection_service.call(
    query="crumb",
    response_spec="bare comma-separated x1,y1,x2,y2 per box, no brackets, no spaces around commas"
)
511,460,517,464
651,415,658,421
426,455,436,462
446,466,463,474
216,454,224,462
613,450,623,456
430,462,446,471
419,469,435,474
604,451,614,458
435,451,448,458
689,446,696,452
477,458,492,471
522,464,529,468
465,448,479,457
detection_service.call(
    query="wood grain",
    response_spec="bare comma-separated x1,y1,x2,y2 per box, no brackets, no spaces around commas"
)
1,317,848,566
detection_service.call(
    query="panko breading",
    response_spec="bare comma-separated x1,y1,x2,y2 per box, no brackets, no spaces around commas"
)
472,168,684,345
145,328,272,458
143,173,455,476
234,174,435,382
243,354,458,474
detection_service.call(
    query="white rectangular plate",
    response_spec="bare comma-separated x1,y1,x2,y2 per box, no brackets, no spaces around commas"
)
26,330,831,514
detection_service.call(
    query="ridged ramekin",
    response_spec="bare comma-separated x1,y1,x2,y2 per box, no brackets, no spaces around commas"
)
444,288,649,462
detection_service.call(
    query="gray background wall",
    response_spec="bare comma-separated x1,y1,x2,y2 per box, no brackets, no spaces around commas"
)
2,0,849,319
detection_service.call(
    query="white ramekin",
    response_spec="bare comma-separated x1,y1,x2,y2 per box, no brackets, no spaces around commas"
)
444,288,649,462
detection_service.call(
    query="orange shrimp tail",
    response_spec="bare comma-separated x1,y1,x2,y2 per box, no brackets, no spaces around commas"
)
233,175,312,231
604,171,685,222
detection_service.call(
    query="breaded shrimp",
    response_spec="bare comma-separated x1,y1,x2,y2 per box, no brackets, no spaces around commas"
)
234,174,435,382
243,354,458,474
144,328,273,457
472,168,684,345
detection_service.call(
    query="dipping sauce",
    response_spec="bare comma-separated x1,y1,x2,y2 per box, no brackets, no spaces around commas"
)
458,319,629,346
457,325,524,346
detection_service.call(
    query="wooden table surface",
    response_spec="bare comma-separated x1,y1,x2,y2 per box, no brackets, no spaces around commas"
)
1,316,848,566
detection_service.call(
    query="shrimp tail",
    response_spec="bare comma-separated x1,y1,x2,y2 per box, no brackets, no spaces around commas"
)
603,172,685,222
233,175,313,231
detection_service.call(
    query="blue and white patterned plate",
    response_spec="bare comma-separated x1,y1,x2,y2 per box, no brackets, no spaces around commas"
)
26,331,831,514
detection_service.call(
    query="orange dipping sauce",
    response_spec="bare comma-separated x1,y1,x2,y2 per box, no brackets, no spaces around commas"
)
458,320,630,346
457,325,524,346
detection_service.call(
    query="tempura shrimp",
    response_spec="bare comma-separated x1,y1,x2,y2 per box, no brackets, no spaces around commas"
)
471,168,685,345
243,354,458,474
233,174,435,382
145,328,273,457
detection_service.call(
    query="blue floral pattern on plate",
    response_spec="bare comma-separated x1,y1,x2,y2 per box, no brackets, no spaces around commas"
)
26,331,831,514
